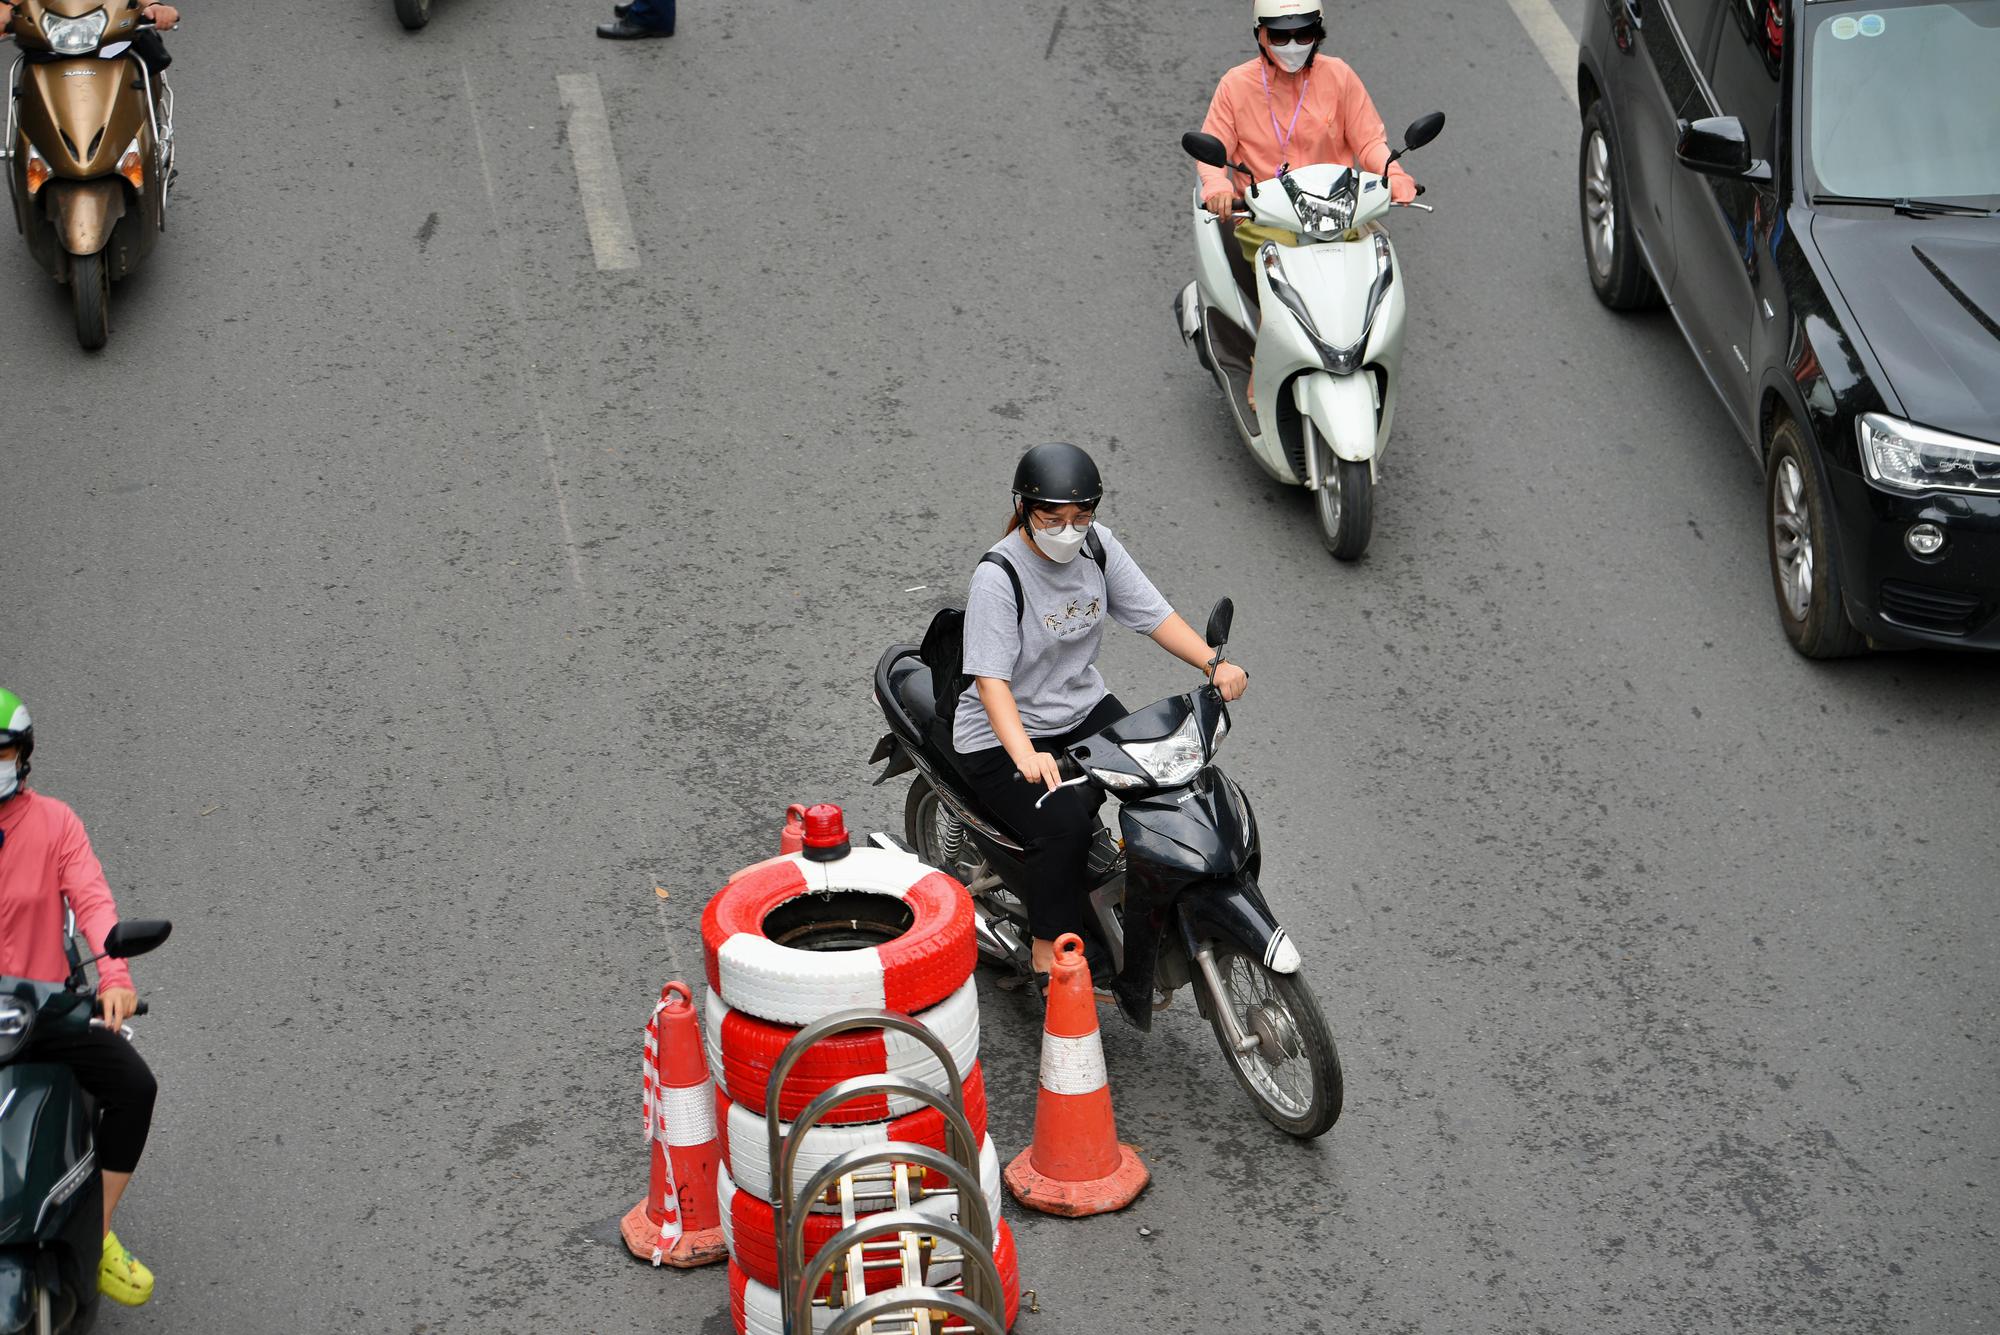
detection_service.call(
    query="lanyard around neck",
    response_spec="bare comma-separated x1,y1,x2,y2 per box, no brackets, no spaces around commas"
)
1258,59,1312,168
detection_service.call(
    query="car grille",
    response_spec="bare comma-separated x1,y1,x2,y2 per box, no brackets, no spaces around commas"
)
1878,580,1986,636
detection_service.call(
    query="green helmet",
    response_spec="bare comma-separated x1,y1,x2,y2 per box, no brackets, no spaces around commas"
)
0,687,33,791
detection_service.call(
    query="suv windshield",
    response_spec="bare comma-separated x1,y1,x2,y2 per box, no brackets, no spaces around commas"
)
1803,0,2000,204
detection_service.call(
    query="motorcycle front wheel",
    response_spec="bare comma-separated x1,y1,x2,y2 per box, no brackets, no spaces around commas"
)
69,250,109,351
1313,437,1373,562
1205,941,1342,1138
394,0,432,28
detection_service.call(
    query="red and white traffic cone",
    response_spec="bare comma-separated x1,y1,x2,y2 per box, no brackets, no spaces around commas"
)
1004,933,1149,1217
622,981,729,1267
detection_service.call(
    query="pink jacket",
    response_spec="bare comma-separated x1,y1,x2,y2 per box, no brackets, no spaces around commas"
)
1197,54,1411,206
0,791,135,994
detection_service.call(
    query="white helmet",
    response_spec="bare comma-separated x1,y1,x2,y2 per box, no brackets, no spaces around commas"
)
1254,0,1323,29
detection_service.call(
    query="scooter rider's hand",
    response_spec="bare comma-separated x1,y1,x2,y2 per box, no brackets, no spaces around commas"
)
1209,660,1249,703
1389,173,1419,205
0,3,16,36
99,986,139,1031
1013,749,1066,792
141,3,180,28
1204,189,1242,219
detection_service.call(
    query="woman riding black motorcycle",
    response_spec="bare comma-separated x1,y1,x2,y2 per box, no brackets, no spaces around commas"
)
948,444,1249,980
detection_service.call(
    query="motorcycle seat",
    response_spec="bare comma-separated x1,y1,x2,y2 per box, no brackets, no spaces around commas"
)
889,657,939,736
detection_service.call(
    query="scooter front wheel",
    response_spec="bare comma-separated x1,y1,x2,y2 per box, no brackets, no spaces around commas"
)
69,250,109,351
1315,450,1373,562
1205,942,1342,1138
394,0,432,28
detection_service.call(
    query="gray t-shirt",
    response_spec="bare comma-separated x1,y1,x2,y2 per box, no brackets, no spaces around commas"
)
951,523,1174,755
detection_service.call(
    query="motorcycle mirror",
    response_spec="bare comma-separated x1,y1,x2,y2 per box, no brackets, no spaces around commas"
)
1204,597,1235,650
102,919,172,959
1403,111,1446,152
1181,131,1231,169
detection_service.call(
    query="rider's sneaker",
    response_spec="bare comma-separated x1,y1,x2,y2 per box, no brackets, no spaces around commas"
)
99,1230,154,1306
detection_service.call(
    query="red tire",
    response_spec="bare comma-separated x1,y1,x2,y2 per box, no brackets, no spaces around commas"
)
702,848,975,1023
705,976,980,1123
728,1220,1020,1333
718,1139,1002,1295
714,1062,991,1207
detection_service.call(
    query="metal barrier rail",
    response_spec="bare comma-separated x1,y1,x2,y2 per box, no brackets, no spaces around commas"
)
764,1009,1008,1335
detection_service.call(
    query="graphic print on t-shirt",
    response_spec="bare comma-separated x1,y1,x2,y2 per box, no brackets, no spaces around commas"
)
1044,595,1102,639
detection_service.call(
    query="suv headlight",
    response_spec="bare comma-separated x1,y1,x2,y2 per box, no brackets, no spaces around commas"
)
43,8,109,53
0,996,34,1063
1858,413,2000,496
1120,714,1206,788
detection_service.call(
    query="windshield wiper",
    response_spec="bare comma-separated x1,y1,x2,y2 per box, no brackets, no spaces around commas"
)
1811,193,1994,218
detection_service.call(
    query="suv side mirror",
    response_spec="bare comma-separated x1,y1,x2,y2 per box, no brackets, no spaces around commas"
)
1181,131,1231,169
1677,116,1761,178
1204,597,1235,650
103,920,172,959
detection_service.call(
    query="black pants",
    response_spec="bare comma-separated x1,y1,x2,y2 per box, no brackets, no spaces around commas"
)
22,1026,157,1174
950,694,1126,943
133,30,171,77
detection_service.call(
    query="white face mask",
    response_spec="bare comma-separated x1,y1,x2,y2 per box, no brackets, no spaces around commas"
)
1030,524,1090,564
1269,38,1315,73
0,760,16,802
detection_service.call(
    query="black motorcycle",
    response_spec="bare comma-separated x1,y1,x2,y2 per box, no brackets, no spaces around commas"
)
871,598,1341,1137
0,916,170,1335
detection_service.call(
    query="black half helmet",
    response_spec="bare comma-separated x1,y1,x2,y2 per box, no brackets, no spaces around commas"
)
1012,442,1104,508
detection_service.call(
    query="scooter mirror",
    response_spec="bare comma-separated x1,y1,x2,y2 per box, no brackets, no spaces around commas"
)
1181,131,1231,169
1204,597,1235,651
1403,112,1446,152
102,919,173,959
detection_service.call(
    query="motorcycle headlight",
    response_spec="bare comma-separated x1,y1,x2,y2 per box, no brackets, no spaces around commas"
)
0,997,34,1063
1858,413,2000,496
1120,714,1207,788
42,8,109,53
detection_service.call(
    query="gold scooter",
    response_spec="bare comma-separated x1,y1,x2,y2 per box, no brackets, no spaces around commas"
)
4,0,173,349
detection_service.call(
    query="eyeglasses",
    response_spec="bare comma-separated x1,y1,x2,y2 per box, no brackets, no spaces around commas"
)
1263,24,1324,45
1027,507,1096,532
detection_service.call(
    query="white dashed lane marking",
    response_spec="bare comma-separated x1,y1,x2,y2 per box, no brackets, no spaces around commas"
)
557,72,643,272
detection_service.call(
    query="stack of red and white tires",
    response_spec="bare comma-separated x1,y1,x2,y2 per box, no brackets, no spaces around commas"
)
701,833,1021,1334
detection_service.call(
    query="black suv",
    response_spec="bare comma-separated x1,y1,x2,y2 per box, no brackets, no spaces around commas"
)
1577,0,1999,655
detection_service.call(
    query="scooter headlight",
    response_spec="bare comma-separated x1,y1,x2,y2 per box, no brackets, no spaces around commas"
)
42,8,110,54
0,997,34,1063
1120,714,1207,788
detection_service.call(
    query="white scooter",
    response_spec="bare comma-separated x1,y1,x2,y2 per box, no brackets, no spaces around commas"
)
1174,112,1445,560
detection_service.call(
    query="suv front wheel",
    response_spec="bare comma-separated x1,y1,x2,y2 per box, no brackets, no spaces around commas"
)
1766,419,1866,659
1578,101,1660,311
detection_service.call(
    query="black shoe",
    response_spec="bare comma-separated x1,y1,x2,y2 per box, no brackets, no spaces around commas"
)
596,16,672,38
612,2,632,15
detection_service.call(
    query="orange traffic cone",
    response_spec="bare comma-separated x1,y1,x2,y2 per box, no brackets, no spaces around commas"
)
621,982,729,1267
1004,933,1150,1216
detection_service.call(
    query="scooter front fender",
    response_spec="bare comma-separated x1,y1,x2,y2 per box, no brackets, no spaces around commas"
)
43,179,125,258
1294,370,1379,466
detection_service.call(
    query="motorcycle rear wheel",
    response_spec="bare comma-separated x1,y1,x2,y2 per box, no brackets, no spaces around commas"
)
1205,941,1342,1138
904,776,983,886
394,0,432,29
70,250,109,351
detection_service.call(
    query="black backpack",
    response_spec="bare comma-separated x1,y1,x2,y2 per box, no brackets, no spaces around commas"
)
920,532,1108,731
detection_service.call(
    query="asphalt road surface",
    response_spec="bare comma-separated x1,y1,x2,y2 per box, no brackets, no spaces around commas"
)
2,1,1994,1332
